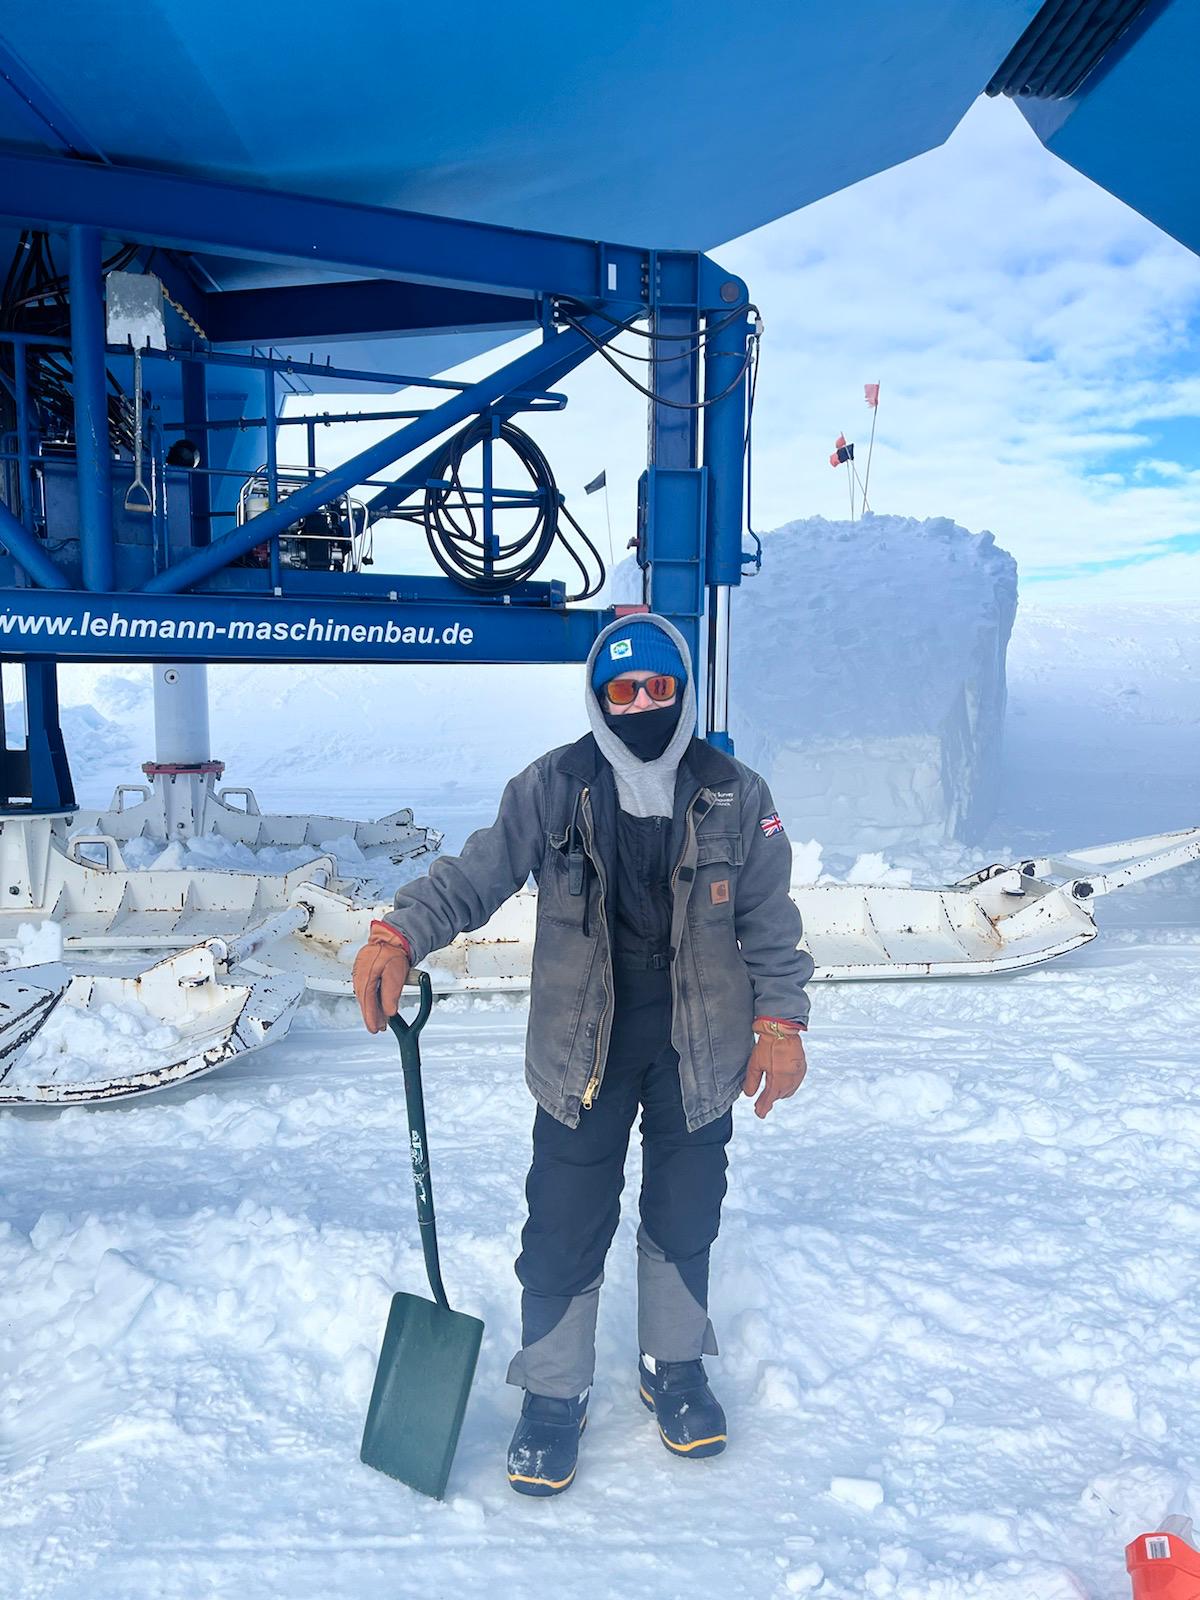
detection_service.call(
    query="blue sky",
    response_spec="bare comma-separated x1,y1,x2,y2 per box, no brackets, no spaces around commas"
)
310,95,1200,607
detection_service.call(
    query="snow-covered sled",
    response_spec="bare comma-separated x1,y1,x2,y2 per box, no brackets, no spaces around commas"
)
0,920,304,1105
374,825,1200,988
0,826,1195,1106
72,772,441,864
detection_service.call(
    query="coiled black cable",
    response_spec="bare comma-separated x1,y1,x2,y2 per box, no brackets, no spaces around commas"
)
409,415,605,601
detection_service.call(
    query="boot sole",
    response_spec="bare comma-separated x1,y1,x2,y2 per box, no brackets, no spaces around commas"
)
507,1413,587,1495
639,1383,727,1458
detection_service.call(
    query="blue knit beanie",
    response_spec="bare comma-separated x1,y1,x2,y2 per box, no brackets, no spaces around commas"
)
591,622,687,692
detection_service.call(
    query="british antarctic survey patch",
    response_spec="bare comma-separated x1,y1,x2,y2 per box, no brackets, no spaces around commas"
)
609,638,633,660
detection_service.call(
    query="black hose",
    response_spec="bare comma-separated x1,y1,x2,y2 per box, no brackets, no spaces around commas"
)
419,416,604,601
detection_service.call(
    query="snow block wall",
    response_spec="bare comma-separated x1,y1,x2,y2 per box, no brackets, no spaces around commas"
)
728,515,1018,851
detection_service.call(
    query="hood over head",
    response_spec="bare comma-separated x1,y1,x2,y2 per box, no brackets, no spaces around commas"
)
584,613,696,817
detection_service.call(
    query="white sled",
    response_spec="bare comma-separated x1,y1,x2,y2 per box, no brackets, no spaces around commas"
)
1,826,1194,1106
0,817,377,954
0,947,303,1105
799,825,1200,979
0,902,311,1105
72,773,441,865
65,662,441,871
338,825,1200,990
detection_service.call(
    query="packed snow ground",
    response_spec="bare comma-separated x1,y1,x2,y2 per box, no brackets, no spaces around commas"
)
2,603,1199,1600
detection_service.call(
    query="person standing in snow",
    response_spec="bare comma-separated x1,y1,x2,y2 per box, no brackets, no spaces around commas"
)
353,612,813,1495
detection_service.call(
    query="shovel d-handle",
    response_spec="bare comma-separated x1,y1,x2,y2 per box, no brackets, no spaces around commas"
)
387,971,452,1312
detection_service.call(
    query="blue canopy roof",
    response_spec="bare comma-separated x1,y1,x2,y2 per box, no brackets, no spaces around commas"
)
0,1,1039,261
0,3,1189,387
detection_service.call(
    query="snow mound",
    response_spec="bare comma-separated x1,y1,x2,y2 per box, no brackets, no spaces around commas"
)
729,514,1017,850
116,829,434,903
1,919,64,967
20,997,182,1086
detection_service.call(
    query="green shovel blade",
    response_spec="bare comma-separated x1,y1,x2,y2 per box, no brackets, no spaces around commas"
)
360,1289,485,1500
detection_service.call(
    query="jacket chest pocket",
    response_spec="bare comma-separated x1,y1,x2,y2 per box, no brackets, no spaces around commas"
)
693,831,742,915
539,830,592,930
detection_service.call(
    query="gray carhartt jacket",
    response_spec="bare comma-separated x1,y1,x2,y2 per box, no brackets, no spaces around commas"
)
384,619,813,1132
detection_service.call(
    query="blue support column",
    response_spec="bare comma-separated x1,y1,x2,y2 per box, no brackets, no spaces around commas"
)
68,225,115,592
0,337,69,587
23,661,76,810
12,341,33,531
0,662,76,813
644,253,703,720
700,296,751,752
0,500,71,591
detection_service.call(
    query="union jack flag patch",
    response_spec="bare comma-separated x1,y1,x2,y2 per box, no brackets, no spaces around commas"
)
759,811,785,838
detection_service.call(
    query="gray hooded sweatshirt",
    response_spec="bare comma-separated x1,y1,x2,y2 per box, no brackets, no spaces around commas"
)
584,613,696,818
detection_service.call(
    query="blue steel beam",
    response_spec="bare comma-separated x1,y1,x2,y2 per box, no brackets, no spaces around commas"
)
700,298,752,753
196,568,564,607
0,150,651,306
702,302,751,587
362,397,554,523
0,500,71,590
202,279,538,345
67,225,115,592
144,315,618,595
0,589,609,666
137,345,477,394
646,253,704,683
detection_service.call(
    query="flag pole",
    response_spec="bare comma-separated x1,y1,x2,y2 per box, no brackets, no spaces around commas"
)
602,479,615,572
845,430,855,521
851,460,870,515
862,385,880,514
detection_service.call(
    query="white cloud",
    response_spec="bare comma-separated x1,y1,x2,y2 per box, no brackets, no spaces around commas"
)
707,98,1200,593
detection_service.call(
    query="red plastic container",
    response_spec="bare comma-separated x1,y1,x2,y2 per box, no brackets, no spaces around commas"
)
1127,1531,1200,1599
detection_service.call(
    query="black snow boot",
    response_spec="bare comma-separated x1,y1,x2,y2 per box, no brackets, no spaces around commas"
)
506,1390,589,1496
638,1355,727,1458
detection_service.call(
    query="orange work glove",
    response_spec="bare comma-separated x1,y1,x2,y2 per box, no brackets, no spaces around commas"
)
743,1016,808,1119
352,920,413,1033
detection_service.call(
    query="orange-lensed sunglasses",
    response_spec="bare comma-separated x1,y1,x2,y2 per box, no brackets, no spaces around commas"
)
603,673,680,707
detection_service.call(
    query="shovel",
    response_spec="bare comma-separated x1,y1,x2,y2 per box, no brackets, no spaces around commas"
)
360,969,484,1499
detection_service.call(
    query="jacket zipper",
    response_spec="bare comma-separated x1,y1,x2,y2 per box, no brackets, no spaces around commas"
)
579,785,610,1110
665,788,712,1063
583,787,711,1111
567,786,590,938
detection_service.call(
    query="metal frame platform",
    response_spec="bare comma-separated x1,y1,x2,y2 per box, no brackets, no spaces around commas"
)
0,151,756,807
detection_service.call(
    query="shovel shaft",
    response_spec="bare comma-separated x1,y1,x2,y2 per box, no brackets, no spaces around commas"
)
402,1056,451,1311
388,973,451,1311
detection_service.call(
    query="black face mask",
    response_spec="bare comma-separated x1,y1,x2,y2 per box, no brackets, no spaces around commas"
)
602,700,682,761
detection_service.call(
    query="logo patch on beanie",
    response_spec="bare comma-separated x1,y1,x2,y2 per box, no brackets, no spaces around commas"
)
609,638,633,661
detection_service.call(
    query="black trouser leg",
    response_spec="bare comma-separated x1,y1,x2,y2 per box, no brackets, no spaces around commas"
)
509,967,732,1396
637,1034,732,1361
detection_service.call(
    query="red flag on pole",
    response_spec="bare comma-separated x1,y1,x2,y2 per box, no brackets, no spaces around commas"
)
864,383,880,408
829,434,854,468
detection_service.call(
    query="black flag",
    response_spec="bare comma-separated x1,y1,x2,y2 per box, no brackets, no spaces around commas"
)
584,470,607,495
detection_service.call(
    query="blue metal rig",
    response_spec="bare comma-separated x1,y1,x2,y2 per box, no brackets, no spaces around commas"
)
0,0,1190,809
